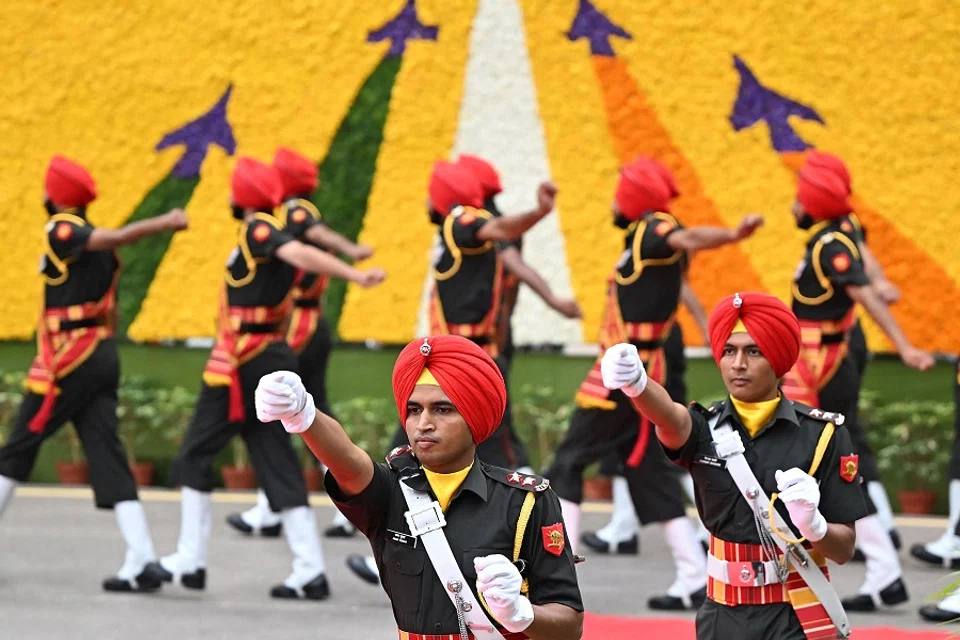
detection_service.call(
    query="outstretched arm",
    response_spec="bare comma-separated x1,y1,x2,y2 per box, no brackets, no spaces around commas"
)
858,241,900,304
680,279,709,344
87,208,188,251
600,344,692,450
305,224,373,261
846,285,933,370
666,215,764,252
476,182,557,243
255,371,374,496
276,240,385,287
500,247,581,319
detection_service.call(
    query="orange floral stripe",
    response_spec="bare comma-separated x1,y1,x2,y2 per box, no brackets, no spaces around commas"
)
780,151,960,352
592,56,768,327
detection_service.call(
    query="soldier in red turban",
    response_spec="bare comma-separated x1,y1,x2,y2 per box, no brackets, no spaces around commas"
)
254,335,584,638
0,155,189,594
602,292,868,639
145,157,386,600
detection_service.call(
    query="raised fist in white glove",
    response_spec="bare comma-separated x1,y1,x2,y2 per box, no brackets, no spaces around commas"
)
255,371,316,434
600,343,647,397
474,554,534,633
776,468,827,542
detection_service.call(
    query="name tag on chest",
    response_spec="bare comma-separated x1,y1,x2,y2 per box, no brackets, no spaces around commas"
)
694,454,725,469
387,529,418,548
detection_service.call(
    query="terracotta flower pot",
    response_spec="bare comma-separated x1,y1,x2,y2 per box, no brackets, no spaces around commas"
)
898,489,936,515
222,465,257,490
56,461,89,485
583,477,613,502
131,462,155,487
303,467,323,493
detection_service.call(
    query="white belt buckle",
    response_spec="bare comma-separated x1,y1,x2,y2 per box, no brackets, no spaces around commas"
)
726,560,764,587
404,500,446,537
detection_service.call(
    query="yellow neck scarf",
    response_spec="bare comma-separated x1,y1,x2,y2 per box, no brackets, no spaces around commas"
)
731,394,780,438
423,463,474,512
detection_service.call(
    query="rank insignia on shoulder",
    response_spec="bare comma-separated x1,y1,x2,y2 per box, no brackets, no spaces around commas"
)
253,223,271,242
808,408,845,425
291,208,307,223
386,445,414,468
840,454,859,483
493,468,550,492
55,222,73,241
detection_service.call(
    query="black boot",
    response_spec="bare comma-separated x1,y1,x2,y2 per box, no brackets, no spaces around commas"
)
648,586,706,611
324,523,357,538
226,513,281,537
346,553,380,585
580,532,639,555
142,561,207,590
270,573,330,600
919,603,960,623
102,568,163,593
841,578,909,612
910,542,960,569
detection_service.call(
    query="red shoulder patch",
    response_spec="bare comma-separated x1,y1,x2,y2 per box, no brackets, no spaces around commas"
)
55,222,73,241
654,221,673,236
542,523,566,556
831,253,851,273
291,209,306,223
458,212,476,226
841,220,853,233
253,223,271,242
840,454,859,483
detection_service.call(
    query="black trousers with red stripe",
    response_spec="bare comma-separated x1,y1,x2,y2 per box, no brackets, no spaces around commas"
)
170,341,308,511
0,339,137,509
696,600,804,640
543,390,686,525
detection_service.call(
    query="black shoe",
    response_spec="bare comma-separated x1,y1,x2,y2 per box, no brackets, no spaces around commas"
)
919,603,960,623
648,586,706,611
226,513,282,537
580,532,639,555
102,568,163,593
142,562,206,590
270,573,330,600
346,553,380,585
851,530,902,563
910,543,960,569
324,523,357,539
841,578,909,612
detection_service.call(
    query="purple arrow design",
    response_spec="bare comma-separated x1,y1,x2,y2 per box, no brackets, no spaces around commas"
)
155,85,237,178
566,0,632,57
367,0,439,58
729,55,824,153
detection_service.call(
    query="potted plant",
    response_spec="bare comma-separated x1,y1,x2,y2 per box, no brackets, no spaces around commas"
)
56,425,89,485
222,437,256,490
872,400,953,515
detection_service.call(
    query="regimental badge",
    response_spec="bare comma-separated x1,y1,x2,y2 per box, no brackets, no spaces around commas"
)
253,224,271,242
841,220,853,233
831,253,851,273
840,454,859,483
654,221,673,236
542,523,566,556
292,209,306,223
459,212,476,226
55,222,73,241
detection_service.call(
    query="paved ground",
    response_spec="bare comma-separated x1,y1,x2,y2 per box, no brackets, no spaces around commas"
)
2,487,959,639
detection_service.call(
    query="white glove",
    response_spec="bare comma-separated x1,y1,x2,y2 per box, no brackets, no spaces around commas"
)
600,343,647,397
474,554,534,632
776,468,828,542
713,429,745,459
255,371,316,434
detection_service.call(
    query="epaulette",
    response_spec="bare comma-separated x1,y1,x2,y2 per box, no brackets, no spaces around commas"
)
483,463,550,493
792,402,846,426
385,445,418,472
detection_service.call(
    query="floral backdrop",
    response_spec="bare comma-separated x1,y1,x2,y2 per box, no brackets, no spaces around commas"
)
1,0,958,354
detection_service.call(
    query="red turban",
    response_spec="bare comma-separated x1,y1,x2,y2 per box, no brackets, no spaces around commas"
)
707,292,801,379
45,155,97,207
456,154,503,198
615,157,672,220
796,163,852,220
392,335,506,444
428,161,485,216
273,147,319,198
805,150,851,193
645,157,680,198
231,157,283,211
